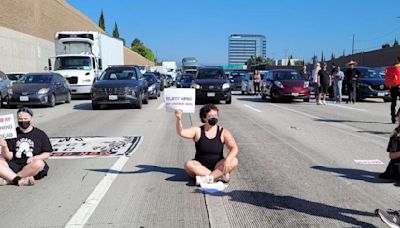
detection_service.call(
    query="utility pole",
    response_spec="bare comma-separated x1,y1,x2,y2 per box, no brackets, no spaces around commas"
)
352,33,355,55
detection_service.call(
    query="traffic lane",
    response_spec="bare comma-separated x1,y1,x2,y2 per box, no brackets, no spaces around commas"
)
0,99,166,227
235,93,393,140
204,98,387,226
85,101,210,227
232,96,397,203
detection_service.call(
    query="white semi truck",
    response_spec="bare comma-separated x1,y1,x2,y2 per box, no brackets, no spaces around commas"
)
51,31,124,95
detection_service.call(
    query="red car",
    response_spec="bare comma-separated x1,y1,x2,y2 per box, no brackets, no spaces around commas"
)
260,69,310,102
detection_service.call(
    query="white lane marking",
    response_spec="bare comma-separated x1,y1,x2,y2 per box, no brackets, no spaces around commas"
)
244,104,262,113
332,104,367,112
65,138,143,228
268,103,387,140
157,102,165,110
354,159,384,165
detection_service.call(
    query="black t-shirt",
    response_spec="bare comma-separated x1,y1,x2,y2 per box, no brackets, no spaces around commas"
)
344,68,360,82
7,127,52,164
318,70,330,85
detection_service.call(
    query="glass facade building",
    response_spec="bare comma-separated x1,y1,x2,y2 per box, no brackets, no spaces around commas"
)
228,34,266,65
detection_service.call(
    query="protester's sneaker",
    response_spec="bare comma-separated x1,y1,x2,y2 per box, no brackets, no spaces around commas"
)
195,175,214,186
322,100,327,105
316,101,322,105
376,208,400,228
18,176,35,186
0,177,8,186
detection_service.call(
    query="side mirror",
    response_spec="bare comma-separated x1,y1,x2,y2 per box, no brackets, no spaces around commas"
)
98,58,102,70
48,59,52,71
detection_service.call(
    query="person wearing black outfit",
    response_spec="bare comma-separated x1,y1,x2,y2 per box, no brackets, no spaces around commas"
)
390,56,400,124
344,60,360,104
0,107,52,186
175,104,239,185
317,62,331,105
299,65,310,81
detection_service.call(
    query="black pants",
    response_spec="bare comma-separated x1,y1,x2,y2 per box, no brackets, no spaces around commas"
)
347,80,357,103
391,86,400,118
253,82,260,94
8,160,49,180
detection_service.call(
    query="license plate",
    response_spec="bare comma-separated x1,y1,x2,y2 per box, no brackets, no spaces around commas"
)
72,89,77,92
108,95,118,100
207,92,215,97
378,92,385,97
291,93,299,97
19,96,29,101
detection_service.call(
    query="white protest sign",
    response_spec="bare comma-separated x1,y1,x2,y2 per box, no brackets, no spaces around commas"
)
0,114,17,139
164,88,195,113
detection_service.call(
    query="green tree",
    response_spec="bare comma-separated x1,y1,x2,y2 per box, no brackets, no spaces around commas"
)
131,38,155,62
394,38,399,47
112,22,120,38
98,9,105,31
382,43,391,49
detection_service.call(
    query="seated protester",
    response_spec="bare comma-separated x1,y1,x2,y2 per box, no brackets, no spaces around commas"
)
0,107,52,186
379,124,400,179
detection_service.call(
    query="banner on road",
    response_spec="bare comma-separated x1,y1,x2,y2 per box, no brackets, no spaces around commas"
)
354,159,384,165
50,136,142,158
0,114,17,139
164,88,195,113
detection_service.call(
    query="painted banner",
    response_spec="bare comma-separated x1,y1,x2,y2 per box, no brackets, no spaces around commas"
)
50,136,141,158
0,114,17,139
164,88,195,113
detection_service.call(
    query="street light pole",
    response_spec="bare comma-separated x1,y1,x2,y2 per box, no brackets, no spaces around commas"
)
352,33,355,55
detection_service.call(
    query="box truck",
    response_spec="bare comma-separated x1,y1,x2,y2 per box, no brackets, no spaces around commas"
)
51,31,124,95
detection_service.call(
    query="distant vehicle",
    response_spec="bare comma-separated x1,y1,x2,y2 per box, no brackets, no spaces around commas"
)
91,66,149,110
261,69,310,102
176,73,194,88
192,66,231,104
7,72,71,108
0,71,13,107
182,57,198,74
151,71,164,91
229,71,245,90
162,61,178,81
165,75,174,87
328,66,390,102
52,31,124,95
143,73,161,99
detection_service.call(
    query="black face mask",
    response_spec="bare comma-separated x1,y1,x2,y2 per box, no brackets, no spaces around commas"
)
18,121,30,130
207,118,218,126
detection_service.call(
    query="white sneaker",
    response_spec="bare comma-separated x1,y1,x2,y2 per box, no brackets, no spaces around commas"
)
0,177,8,186
322,100,327,105
195,175,214,186
317,101,322,105
18,176,35,186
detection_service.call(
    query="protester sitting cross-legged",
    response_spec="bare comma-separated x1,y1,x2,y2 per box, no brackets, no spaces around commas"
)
0,107,52,186
379,121,400,180
175,104,239,185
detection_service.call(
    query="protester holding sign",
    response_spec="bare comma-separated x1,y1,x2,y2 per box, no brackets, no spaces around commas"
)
175,104,239,185
388,56,400,123
0,107,52,186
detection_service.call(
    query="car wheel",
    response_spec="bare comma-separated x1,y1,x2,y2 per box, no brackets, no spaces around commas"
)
226,97,232,104
92,103,100,110
241,91,245,95
134,93,143,109
143,91,149,104
261,93,267,99
48,94,56,107
65,92,71,103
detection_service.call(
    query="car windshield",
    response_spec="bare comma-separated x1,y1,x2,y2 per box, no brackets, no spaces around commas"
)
273,71,303,80
7,73,24,81
181,74,194,82
99,69,138,80
54,56,92,70
358,68,382,78
143,74,156,83
18,74,53,84
197,69,226,79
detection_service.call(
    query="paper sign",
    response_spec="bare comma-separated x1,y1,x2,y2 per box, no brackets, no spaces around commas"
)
0,114,17,139
164,88,195,113
354,159,384,165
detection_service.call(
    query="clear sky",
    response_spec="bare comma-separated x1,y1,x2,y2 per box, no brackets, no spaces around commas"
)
67,0,400,65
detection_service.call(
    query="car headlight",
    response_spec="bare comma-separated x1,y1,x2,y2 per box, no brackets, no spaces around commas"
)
274,81,284,88
38,88,49,94
304,81,309,88
148,84,156,91
222,83,230,89
192,83,201,89
8,88,13,95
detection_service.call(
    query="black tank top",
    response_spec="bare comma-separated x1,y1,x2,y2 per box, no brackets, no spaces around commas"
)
195,125,224,161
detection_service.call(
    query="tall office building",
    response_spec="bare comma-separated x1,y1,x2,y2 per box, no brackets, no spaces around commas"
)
228,34,266,65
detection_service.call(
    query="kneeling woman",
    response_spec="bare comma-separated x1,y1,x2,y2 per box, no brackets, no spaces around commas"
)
175,104,239,185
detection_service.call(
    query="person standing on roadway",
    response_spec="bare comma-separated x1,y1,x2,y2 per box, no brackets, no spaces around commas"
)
317,62,331,105
253,70,261,95
344,60,359,104
311,62,321,104
175,104,239,185
389,56,400,124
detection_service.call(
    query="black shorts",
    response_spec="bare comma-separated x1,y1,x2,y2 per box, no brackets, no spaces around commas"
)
8,160,49,180
196,158,223,170
319,83,328,94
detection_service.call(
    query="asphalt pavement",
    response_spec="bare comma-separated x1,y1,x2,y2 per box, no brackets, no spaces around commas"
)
0,91,395,228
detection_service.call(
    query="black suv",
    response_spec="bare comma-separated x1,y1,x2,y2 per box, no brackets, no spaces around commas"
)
192,66,231,104
91,65,149,109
